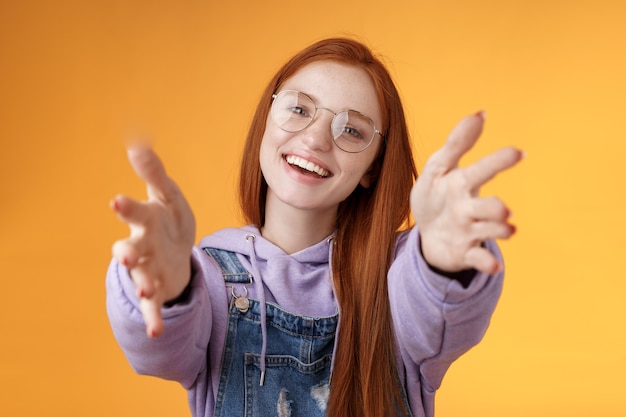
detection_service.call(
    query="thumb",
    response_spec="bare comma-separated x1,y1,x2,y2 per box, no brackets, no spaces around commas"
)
126,145,177,201
425,112,486,176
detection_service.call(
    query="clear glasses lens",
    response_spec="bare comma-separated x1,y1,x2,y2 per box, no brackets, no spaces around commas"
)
271,90,315,130
271,90,377,153
331,110,376,153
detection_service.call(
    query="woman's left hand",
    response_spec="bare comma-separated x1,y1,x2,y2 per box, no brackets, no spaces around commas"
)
411,112,523,274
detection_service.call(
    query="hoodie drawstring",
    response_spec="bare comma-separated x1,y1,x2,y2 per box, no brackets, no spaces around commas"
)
246,233,268,386
245,233,338,388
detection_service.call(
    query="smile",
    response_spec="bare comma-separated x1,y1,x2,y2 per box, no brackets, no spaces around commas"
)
285,155,330,178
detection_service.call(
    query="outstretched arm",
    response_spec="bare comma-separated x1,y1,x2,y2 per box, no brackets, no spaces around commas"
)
391,112,522,403
110,145,196,337
411,111,523,274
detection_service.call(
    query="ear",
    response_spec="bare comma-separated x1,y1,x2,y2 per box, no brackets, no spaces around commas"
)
359,163,379,188
359,173,372,188
360,145,384,188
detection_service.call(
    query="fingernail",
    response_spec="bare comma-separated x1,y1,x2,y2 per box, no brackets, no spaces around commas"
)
475,110,487,120
121,256,128,266
110,198,119,211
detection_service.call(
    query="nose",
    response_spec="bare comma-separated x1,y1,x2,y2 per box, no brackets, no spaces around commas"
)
300,108,334,152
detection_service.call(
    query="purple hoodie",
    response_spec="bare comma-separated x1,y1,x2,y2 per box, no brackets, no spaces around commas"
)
106,225,503,417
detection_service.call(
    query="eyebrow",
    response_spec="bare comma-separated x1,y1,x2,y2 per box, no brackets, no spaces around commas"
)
289,88,377,119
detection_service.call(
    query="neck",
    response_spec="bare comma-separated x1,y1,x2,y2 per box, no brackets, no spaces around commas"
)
261,198,337,255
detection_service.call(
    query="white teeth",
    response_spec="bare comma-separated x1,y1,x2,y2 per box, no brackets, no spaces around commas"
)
285,155,330,177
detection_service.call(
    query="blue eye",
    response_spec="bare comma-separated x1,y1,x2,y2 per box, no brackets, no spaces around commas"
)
290,106,309,117
343,126,364,140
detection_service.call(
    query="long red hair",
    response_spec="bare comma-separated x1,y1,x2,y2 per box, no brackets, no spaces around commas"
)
239,37,417,416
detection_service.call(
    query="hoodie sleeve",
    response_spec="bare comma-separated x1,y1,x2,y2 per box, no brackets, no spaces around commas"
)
105,246,213,389
389,227,504,393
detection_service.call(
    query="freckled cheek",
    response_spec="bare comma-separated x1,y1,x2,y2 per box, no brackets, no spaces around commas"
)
337,155,375,178
259,137,292,185
259,135,280,164
260,125,292,153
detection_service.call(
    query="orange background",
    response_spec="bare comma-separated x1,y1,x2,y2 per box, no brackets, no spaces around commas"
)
1,1,624,416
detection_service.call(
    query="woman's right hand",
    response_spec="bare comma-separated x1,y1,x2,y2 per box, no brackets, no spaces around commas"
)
110,145,196,338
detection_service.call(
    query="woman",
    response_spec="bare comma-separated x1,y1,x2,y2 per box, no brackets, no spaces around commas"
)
107,37,521,417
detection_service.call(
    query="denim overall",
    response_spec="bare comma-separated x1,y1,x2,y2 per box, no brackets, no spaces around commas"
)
205,247,338,417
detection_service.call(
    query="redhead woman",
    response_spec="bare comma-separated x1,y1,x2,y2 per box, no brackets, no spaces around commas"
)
107,38,522,417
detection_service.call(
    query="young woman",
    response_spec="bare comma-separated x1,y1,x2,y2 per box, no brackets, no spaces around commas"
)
107,38,522,417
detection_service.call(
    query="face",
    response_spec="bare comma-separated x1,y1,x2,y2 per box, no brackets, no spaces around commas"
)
259,61,383,218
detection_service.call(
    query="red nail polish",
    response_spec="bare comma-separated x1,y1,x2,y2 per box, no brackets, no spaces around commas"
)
475,111,487,121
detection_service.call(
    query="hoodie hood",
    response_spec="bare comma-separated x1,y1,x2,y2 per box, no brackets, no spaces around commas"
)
198,225,337,318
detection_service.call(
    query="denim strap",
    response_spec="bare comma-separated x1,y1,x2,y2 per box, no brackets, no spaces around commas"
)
203,247,253,284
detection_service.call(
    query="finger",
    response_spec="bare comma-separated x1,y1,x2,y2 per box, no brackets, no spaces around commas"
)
139,297,165,338
110,194,151,225
425,112,485,176
111,238,143,269
111,242,158,299
126,145,178,202
464,246,501,274
127,261,159,299
469,196,511,221
471,221,516,241
462,147,523,191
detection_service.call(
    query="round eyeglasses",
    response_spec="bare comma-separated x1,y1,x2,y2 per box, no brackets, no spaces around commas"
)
270,90,384,153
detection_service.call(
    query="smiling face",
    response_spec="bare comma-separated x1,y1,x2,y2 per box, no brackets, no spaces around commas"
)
259,60,383,221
